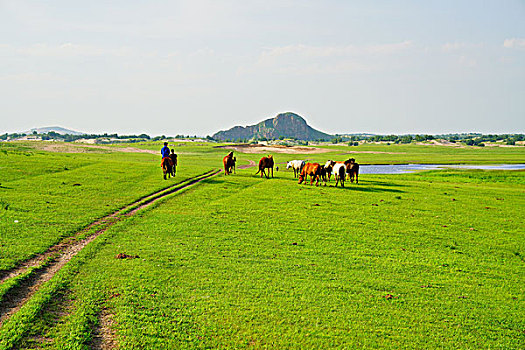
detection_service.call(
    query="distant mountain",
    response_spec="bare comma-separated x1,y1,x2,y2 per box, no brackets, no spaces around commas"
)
212,112,332,141
26,126,85,135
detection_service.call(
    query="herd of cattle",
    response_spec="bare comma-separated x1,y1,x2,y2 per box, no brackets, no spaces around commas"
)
222,152,359,187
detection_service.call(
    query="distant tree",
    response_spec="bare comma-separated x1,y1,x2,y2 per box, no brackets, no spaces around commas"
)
33,131,37,135
400,135,413,144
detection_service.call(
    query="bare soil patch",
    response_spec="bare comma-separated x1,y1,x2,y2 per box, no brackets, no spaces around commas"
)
338,151,407,155
215,144,331,154
29,142,157,155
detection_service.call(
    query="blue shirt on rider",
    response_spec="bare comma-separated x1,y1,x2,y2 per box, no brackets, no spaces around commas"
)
161,145,170,158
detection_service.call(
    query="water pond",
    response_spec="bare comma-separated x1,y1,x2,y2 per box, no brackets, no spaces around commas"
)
361,164,525,175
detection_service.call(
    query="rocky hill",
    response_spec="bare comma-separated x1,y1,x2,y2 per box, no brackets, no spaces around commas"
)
212,112,332,141
26,126,84,135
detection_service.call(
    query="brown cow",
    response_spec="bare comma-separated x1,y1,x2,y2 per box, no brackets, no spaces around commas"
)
223,152,235,175
298,162,321,186
255,155,274,178
344,158,359,184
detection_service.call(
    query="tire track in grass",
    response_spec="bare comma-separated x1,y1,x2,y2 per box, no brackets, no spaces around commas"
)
0,170,220,327
0,170,217,285
90,308,117,350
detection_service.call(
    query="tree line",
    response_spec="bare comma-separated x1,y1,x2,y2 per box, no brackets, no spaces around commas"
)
1,131,523,146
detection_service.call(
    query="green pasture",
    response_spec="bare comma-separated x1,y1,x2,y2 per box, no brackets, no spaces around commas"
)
0,141,524,349
132,140,525,165
0,142,217,271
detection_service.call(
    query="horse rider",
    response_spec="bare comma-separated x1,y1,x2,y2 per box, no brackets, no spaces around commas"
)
161,142,173,169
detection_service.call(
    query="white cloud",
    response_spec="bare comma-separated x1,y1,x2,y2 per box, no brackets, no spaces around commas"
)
0,43,136,58
441,42,484,51
458,55,477,67
259,41,413,60
503,38,525,49
238,41,413,76
0,72,66,82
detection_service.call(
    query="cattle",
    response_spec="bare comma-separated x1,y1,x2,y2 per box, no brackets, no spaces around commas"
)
223,152,235,175
256,155,274,178
332,162,346,187
298,162,322,186
344,158,359,184
286,160,305,178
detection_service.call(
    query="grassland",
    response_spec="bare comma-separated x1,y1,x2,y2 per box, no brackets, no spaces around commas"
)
0,141,524,349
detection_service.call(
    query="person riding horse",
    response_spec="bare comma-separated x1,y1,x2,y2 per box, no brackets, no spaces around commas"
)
161,142,174,179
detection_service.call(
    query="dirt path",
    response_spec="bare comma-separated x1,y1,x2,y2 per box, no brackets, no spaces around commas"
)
0,170,219,329
238,159,256,169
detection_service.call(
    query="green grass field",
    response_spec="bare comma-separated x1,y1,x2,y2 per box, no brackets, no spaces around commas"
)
0,141,524,349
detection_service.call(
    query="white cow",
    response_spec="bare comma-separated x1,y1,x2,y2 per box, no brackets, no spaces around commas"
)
286,160,305,178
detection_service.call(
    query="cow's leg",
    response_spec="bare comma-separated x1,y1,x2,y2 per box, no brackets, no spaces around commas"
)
355,173,358,184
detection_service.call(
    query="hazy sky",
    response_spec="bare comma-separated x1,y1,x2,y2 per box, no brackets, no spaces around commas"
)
1,0,524,136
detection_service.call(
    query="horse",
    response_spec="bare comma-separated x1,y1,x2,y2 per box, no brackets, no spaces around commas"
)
344,158,359,184
332,162,346,187
286,160,305,178
231,157,237,174
223,152,235,175
323,160,335,182
161,157,174,180
319,164,328,186
298,163,321,186
255,155,274,178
